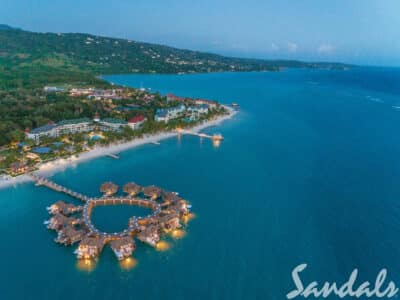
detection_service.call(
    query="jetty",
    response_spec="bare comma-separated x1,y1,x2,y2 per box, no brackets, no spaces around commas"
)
106,153,120,159
30,174,91,202
176,128,224,141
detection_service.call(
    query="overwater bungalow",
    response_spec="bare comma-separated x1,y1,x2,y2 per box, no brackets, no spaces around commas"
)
137,225,161,247
168,200,190,216
47,200,82,215
159,213,181,231
100,182,119,196
55,226,85,245
75,237,106,259
161,191,180,206
46,213,71,230
143,185,162,200
123,182,142,197
110,237,136,260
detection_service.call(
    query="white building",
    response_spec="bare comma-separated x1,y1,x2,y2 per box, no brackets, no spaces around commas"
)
27,118,94,142
155,104,186,122
99,118,128,131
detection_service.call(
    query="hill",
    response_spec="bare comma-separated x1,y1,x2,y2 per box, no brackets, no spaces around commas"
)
0,26,350,147
0,26,350,89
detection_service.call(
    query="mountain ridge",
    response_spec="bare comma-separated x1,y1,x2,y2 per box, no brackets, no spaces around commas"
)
0,25,351,85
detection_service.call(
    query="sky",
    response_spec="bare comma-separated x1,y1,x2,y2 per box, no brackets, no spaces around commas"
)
1,0,400,66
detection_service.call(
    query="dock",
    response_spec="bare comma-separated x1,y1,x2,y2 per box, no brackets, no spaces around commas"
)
30,174,91,202
176,128,223,141
106,153,120,159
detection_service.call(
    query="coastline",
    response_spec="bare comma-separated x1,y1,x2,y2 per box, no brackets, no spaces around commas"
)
0,106,237,190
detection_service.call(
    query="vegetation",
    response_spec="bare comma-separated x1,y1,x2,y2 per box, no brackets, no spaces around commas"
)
0,24,351,174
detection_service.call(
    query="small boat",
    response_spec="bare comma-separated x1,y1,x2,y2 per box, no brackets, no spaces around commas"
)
231,102,240,110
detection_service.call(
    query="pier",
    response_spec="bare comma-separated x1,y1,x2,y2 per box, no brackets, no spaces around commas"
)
82,197,161,239
106,153,120,159
176,128,223,141
30,174,91,202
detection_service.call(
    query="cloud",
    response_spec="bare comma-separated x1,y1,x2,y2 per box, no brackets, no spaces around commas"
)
287,42,298,53
317,43,335,54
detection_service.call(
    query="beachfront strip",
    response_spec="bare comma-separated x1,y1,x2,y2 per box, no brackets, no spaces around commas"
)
1,83,232,177
38,175,192,261
28,102,213,142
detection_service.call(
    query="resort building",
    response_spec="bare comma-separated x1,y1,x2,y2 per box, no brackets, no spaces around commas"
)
128,115,146,130
8,161,29,175
166,94,186,103
155,104,186,122
154,109,168,122
27,114,131,142
187,104,209,120
26,123,58,142
26,118,94,142
195,99,218,109
69,88,95,97
55,118,94,136
87,89,122,100
99,118,128,131
43,86,65,93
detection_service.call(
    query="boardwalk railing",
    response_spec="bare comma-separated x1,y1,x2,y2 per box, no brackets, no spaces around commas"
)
29,174,91,202
176,128,223,140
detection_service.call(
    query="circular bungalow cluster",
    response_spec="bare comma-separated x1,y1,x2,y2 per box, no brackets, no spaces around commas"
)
45,181,192,261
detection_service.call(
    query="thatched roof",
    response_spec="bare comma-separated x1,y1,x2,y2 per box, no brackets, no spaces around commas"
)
100,182,119,195
123,182,142,195
143,185,162,199
79,237,106,249
110,236,136,250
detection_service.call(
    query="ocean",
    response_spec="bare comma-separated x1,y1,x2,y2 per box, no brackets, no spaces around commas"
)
1,67,400,299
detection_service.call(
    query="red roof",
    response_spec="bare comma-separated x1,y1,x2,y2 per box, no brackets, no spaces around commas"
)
128,115,145,123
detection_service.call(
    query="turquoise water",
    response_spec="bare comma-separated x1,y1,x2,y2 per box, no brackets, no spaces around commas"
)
2,68,400,299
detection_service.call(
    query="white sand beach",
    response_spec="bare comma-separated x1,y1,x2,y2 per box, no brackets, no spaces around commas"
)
0,106,237,190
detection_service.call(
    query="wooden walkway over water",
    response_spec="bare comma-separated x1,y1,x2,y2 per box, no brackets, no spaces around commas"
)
30,174,92,202
176,128,223,141
82,197,161,238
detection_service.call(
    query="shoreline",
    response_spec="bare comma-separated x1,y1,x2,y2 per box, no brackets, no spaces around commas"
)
0,106,237,190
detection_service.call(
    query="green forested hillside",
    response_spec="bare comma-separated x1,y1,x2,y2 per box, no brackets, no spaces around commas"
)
0,25,350,146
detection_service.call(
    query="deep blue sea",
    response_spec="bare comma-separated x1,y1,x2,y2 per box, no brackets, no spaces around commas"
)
1,67,400,299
